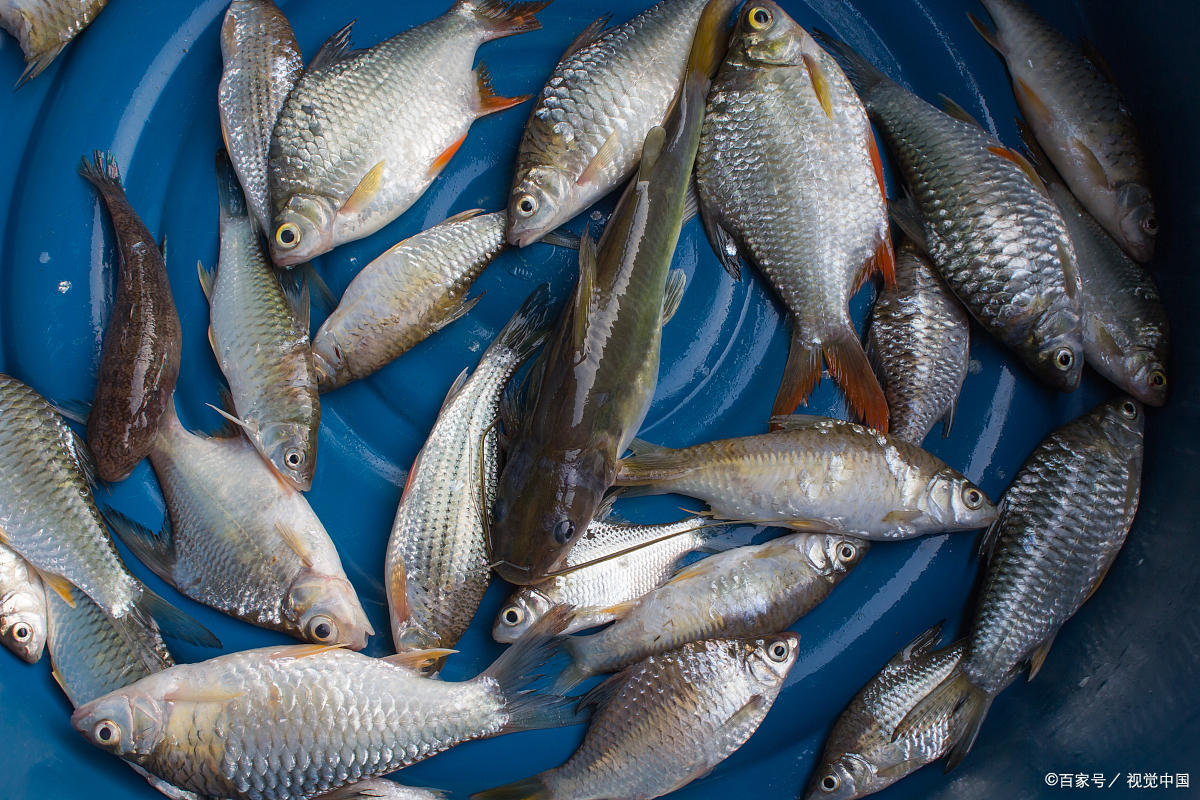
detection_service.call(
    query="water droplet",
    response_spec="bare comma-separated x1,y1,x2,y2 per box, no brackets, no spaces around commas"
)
969,359,983,374
996,469,1006,480
57,280,71,293
39,252,50,263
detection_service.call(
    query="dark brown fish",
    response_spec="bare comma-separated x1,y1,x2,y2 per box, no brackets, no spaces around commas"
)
79,152,182,483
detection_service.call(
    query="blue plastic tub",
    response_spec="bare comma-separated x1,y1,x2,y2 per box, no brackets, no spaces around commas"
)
1,1,1195,798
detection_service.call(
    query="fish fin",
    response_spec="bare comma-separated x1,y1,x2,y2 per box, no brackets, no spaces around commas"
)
967,12,1001,52
387,547,409,635
1067,135,1113,190
307,21,358,73
575,670,624,716
900,621,946,662
668,557,721,583
340,161,387,217
1079,37,1120,86
876,760,925,781
469,777,551,800
577,129,621,187
823,327,890,433
977,498,1004,563
196,260,215,302
812,31,893,95
661,269,687,325
162,685,247,703
682,176,700,226
206,403,258,438
939,94,982,128
865,133,896,290
428,133,468,180
638,126,667,179
433,293,485,334
802,53,834,120
560,14,612,60
32,566,76,608
274,521,315,569
50,663,68,694
214,148,247,219
572,231,598,350
595,598,639,618
475,62,532,117
591,491,621,523
102,506,176,581
699,200,743,280
888,193,929,253
1013,77,1054,130
550,636,592,693
779,518,842,533
1013,117,1059,185
488,283,553,364
76,151,124,197
986,146,1049,196
881,510,924,524
1026,631,1058,681
539,228,581,249
136,588,222,648
66,428,102,488
892,669,988,765
772,328,822,421
382,649,458,671
1057,238,1079,300
50,398,91,425
614,439,692,485
264,642,346,661
941,396,958,438
437,369,471,416
466,0,553,43
14,43,68,89
444,208,485,225
859,233,896,294
278,268,311,332
296,262,337,313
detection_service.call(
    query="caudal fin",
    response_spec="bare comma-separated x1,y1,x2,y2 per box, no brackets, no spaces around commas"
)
487,284,553,365
773,325,889,432
214,149,248,221
470,776,551,800
892,667,990,773
465,0,553,42
613,439,695,486
133,587,222,649
77,151,125,199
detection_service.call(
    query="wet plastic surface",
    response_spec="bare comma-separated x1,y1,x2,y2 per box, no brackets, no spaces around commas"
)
0,1,1196,798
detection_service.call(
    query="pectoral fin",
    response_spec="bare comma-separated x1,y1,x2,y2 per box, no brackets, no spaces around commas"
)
340,161,387,216
802,54,834,120
275,522,315,569
382,649,458,671
578,129,621,187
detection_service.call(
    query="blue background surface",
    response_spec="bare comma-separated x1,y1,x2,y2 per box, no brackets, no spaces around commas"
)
0,1,1196,798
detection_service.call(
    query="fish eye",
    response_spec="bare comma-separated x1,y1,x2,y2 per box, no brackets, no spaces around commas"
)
12,623,31,642
838,543,857,561
820,774,840,792
307,615,336,643
1148,369,1166,389
553,519,575,545
1120,400,1138,419
284,448,305,469
93,720,120,746
502,606,524,626
1143,215,1158,233
962,486,984,509
516,194,538,218
1054,348,1073,369
748,6,773,29
768,640,790,662
275,222,300,249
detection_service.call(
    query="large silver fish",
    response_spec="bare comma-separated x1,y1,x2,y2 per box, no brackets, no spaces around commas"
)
200,151,319,491
474,634,799,800
970,0,1156,262
806,623,966,800
0,540,46,663
695,2,892,430
894,396,1144,772
106,398,373,650
267,0,550,266
615,415,997,540
506,0,710,246
866,236,971,445
71,610,587,800
0,374,219,652
555,531,865,691
0,0,107,87
218,0,303,233
386,286,550,654
816,33,1084,392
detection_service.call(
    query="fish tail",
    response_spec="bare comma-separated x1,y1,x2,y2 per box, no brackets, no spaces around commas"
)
463,0,553,42
470,776,552,800
613,439,694,485
214,149,248,220
811,31,894,99
133,587,222,649
487,283,553,365
789,325,889,433
549,636,592,693
892,666,990,773
771,327,824,422
474,62,533,117
76,151,125,198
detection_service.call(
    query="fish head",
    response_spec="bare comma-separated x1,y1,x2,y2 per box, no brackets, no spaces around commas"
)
1028,322,1084,391
926,469,998,530
805,753,876,800
258,420,317,491
0,586,47,663
1099,395,1146,453
734,2,811,67
492,590,553,644
747,631,801,687
804,534,869,576
270,194,336,267
287,572,374,651
1121,350,1169,407
507,167,573,247
72,690,166,759
1115,182,1157,263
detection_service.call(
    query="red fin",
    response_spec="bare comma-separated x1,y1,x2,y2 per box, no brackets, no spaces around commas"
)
824,331,890,433
987,146,1049,196
865,129,896,289
427,133,467,179
469,0,553,42
771,329,824,423
475,62,532,118
1013,77,1052,128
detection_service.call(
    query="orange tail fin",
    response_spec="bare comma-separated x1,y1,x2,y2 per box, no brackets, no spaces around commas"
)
475,62,533,117
773,324,889,432
467,0,553,42
772,328,824,423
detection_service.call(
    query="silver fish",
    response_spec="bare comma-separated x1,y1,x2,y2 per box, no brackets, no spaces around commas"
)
268,0,550,266
554,531,865,691
386,286,550,653
866,237,971,445
105,398,373,650
0,0,107,87
218,0,303,233
507,0,710,246
474,634,799,800
806,623,966,800
0,540,46,663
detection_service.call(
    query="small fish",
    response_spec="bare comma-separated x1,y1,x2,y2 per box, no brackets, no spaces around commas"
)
72,610,588,800
816,33,1084,392
79,152,182,483
493,503,737,643
970,0,1156,262
615,415,997,540
0,541,47,663
106,397,373,649
0,373,219,652
490,0,737,585
218,0,303,233
386,286,551,654
312,210,508,392
695,2,893,430
473,634,799,800
894,396,1144,772
200,151,319,491
806,623,966,800
268,0,551,266
507,0,711,246
0,0,108,87
866,235,971,445
554,531,865,691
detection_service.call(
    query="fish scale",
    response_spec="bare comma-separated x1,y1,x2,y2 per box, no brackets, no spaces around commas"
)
0,0,108,86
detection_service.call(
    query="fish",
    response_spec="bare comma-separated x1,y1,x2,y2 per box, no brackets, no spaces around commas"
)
805,623,966,800
71,609,589,800
0,373,220,652
473,633,800,800
267,0,551,267
312,210,508,392
493,502,739,643
894,395,1145,772
1017,122,1168,406
695,2,893,430
218,0,303,233
969,0,1156,262
78,152,182,483
200,150,320,491
506,0,711,247
0,540,47,663
386,286,551,654
615,415,997,540
490,0,737,585
815,33,1085,392
317,781,448,800
104,397,373,650
0,0,107,87
554,531,865,691
865,235,971,445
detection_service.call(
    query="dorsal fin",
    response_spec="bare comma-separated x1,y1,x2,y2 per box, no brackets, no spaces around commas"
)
560,15,612,61
939,94,982,128
1079,37,1120,85
308,21,358,73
